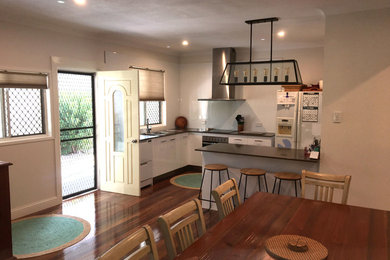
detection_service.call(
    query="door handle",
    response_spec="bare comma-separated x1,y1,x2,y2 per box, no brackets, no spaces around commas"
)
131,139,138,143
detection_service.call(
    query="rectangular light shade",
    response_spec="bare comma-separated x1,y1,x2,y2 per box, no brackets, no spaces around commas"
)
220,59,302,86
0,71,48,89
139,70,165,101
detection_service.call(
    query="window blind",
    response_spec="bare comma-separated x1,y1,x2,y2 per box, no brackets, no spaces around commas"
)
0,71,48,89
138,70,165,101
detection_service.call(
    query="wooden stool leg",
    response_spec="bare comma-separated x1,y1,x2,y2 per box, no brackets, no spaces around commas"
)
238,173,243,189
278,179,282,194
209,170,213,210
226,169,230,180
218,171,222,185
258,176,261,192
272,177,277,193
198,168,206,200
244,174,248,201
294,180,298,197
263,175,268,192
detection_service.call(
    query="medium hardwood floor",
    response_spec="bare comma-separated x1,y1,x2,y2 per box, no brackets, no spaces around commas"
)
26,178,219,260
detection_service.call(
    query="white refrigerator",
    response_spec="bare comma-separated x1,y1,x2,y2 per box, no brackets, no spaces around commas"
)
275,91,322,149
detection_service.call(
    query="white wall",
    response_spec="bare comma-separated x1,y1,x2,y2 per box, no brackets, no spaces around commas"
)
0,21,180,218
179,47,324,131
321,8,390,210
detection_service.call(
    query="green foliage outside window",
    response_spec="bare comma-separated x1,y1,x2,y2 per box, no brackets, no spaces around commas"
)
59,92,93,155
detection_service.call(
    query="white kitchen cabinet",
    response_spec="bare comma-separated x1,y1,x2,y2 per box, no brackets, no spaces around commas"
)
152,132,273,178
152,134,185,177
228,137,248,145
140,140,153,187
247,137,273,147
152,136,170,177
229,136,273,147
166,136,178,171
187,133,202,166
176,133,189,168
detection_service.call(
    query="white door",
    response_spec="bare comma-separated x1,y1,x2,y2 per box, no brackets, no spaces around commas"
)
97,70,140,196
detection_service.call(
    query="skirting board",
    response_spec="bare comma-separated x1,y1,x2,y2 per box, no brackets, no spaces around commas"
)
11,196,62,220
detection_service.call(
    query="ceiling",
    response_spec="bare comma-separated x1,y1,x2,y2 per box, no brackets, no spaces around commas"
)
0,0,389,54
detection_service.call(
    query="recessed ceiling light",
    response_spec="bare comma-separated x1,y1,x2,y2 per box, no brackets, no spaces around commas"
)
261,38,265,41
73,0,86,6
182,40,189,46
277,31,285,37
166,45,171,49
57,0,65,3
112,51,118,54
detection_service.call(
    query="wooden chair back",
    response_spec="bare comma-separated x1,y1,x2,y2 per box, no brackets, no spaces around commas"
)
98,225,159,260
301,170,352,204
212,178,241,220
157,199,206,260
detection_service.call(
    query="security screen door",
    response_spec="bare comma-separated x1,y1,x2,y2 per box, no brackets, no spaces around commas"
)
58,71,96,199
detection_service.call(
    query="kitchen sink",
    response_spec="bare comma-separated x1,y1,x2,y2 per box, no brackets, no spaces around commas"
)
141,129,184,137
141,133,161,136
141,131,168,136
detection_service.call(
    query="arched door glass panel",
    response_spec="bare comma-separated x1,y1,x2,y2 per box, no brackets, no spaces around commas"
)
113,90,124,152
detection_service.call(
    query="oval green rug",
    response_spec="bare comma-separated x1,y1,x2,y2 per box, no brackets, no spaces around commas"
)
170,172,202,190
12,214,90,259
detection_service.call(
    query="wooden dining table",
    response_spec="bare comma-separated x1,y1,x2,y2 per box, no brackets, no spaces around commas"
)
176,192,390,260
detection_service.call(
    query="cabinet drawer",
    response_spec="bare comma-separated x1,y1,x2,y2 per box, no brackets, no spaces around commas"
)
247,138,272,147
228,137,248,145
140,161,153,181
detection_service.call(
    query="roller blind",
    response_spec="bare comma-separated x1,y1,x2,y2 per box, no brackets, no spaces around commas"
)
0,71,48,89
139,70,165,101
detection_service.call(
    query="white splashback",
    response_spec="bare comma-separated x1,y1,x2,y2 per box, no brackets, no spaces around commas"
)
203,85,281,132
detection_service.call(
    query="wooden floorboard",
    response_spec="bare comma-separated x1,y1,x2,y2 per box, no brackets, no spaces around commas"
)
25,178,219,260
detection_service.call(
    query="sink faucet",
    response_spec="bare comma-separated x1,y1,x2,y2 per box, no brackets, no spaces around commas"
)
146,118,151,133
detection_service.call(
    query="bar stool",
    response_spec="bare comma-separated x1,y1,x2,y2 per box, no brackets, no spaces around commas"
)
238,168,268,201
198,164,230,209
272,172,301,197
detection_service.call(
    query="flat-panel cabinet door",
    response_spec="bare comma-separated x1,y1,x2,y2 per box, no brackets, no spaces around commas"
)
188,133,202,166
167,137,177,172
177,133,189,168
152,137,169,177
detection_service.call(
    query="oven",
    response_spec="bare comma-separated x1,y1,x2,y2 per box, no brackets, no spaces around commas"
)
202,135,228,147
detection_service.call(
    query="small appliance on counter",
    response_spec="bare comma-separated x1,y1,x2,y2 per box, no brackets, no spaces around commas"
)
235,114,245,132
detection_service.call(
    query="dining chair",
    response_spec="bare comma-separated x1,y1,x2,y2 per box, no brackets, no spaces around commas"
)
301,169,352,204
212,178,241,220
98,225,159,260
157,198,206,260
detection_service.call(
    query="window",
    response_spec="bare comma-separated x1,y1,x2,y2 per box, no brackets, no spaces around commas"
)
139,101,163,126
0,88,45,138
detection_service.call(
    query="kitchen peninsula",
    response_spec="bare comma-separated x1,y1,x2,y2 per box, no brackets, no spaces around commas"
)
196,143,319,208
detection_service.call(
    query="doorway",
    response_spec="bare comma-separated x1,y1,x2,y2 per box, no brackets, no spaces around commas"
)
58,71,96,199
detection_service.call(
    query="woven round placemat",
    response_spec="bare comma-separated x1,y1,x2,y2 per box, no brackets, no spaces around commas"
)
265,235,328,260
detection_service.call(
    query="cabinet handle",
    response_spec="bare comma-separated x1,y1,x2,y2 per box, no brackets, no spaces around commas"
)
161,140,167,143
235,139,242,141
170,138,176,141
140,162,148,166
254,140,263,142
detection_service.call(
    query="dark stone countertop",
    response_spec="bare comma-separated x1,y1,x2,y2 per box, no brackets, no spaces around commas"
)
140,128,275,142
195,143,319,162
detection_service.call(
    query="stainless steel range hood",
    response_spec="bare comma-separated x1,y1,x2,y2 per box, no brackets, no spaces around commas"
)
198,48,245,101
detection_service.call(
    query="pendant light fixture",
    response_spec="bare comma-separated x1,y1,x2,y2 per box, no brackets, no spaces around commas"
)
220,17,302,86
